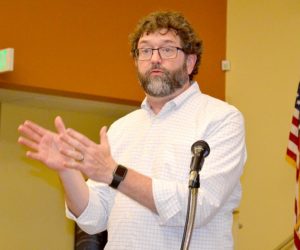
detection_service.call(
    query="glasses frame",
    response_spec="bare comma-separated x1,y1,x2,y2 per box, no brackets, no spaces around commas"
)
135,46,184,61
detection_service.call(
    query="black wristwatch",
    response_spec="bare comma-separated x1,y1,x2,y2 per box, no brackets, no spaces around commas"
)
109,164,128,189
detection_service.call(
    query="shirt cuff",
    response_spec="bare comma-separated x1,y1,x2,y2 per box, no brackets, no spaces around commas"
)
65,189,105,230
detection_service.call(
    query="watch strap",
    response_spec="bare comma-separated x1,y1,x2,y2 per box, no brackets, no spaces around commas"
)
109,164,128,189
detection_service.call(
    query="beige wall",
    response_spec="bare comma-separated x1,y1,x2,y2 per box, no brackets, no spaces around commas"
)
0,90,136,249
227,0,300,249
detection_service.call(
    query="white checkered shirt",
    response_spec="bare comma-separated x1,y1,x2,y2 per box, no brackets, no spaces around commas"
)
67,82,247,250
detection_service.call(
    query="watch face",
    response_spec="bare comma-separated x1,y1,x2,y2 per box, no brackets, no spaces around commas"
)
115,165,127,177
110,165,128,189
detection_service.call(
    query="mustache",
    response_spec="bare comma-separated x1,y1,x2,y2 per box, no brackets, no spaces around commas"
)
146,64,168,76
150,63,164,70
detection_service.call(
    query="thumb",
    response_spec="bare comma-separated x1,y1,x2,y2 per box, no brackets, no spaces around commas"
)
99,126,109,146
54,116,66,134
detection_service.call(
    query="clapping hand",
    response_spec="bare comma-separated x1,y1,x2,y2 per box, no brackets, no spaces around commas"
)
18,116,116,183
18,116,76,172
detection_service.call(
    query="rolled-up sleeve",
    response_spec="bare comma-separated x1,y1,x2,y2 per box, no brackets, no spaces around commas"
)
152,109,246,227
66,181,115,234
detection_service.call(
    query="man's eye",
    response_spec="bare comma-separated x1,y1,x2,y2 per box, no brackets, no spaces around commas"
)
141,49,151,54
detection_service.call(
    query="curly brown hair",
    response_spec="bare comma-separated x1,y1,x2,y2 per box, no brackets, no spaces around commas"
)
129,11,203,80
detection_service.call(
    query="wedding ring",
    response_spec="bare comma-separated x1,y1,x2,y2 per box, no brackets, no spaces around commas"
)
78,153,84,162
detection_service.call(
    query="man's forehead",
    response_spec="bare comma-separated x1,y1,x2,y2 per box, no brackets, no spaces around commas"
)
138,29,180,44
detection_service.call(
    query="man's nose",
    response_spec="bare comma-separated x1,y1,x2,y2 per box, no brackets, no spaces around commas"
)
150,49,162,63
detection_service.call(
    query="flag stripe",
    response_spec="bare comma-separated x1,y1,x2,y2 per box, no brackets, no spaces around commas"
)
288,142,299,155
287,148,297,162
294,230,300,249
290,132,299,146
294,116,300,126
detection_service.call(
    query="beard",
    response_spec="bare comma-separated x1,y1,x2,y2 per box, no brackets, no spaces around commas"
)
137,61,190,97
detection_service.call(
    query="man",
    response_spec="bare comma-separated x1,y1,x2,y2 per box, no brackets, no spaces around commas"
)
18,11,246,249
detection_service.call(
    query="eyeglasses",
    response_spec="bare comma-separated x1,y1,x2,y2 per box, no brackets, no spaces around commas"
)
135,46,184,61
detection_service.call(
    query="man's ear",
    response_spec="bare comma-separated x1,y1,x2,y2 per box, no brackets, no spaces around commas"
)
186,54,197,75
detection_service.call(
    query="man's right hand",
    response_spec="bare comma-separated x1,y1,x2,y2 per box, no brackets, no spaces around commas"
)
18,116,71,172
18,116,90,217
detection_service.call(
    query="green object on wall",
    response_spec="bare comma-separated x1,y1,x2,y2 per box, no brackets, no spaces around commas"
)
0,48,14,73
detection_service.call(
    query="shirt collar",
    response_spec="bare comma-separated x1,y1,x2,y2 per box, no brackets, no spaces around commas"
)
141,82,201,114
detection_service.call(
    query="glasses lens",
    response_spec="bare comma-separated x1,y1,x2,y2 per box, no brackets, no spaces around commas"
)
160,47,176,58
136,47,180,60
138,48,152,60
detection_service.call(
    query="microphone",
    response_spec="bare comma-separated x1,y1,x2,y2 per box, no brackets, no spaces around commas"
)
189,140,210,188
190,140,210,172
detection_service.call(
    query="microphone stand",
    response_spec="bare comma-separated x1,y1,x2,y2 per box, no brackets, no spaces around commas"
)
180,140,210,250
180,171,200,250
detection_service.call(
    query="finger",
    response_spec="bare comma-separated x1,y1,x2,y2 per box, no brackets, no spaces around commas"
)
55,116,66,134
26,151,45,162
22,120,48,137
99,126,109,146
65,128,92,147
63,161,83,171
59,138,76,151
18,125,40,144
59,133,86,153
59,147,84,162
18,136,39,151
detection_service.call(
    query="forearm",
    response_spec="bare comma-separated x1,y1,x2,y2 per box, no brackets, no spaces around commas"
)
115,149,245,227
117,168,157,213
59,169,89,217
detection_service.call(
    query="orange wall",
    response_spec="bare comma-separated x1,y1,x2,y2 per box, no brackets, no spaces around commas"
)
0,0,226,104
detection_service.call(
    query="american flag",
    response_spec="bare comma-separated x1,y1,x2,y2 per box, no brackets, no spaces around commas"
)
286,82,300,249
